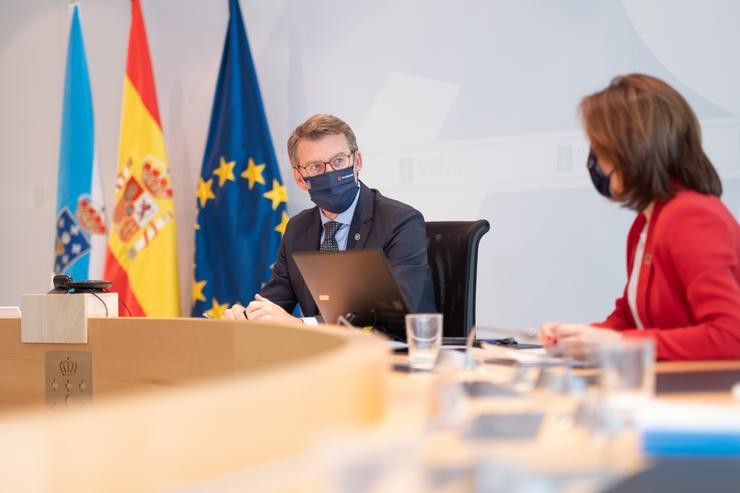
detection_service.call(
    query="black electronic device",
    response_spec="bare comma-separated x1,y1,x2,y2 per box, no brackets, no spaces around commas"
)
49,274,112,294
292,249,409,340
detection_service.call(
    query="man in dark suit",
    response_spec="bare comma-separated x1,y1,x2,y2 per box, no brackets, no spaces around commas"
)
223,114,435,324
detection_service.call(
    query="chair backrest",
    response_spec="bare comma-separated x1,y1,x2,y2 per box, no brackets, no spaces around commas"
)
426,220,490,337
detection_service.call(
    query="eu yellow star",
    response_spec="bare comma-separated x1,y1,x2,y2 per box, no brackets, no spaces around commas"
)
262,179,288,210
213,156,236,187
274,211,289,235
196,177,215,208
240,157,266,190
192,279,207,304
204,297,229,319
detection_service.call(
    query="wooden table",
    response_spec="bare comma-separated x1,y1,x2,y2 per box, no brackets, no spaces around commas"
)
373,353,740,492
1,316,737,492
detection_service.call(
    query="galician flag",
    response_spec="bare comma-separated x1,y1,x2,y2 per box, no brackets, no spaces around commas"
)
104,0,180,316
54,2,107,280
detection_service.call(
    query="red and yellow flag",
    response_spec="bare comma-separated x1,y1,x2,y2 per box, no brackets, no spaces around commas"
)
104,0,180,316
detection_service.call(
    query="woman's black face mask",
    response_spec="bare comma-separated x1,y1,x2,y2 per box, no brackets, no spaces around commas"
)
587,150,613,198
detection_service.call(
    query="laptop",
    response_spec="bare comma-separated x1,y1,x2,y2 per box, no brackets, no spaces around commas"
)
292,249,409,339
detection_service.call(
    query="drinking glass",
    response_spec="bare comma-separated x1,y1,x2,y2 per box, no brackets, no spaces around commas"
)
405,313,443,370
597,338,655,427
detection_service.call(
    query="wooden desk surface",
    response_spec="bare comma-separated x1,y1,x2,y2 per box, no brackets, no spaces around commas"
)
184,353,738,492
187,354,737,492
373,352,740,493
655,359,740,373
0,316,737,492
0,317,390,492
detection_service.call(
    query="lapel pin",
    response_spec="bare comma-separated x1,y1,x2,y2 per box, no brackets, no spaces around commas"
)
354,233,361,241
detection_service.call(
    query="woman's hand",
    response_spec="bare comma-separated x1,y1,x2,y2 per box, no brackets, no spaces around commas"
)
538,322,622,359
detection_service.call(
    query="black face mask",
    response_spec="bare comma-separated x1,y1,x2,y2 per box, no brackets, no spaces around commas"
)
587,150,613,198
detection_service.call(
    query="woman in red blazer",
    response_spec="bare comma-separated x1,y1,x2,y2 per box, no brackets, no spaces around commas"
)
539,74,740,360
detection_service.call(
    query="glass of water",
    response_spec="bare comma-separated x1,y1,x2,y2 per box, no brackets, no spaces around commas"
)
597,338,655,428
405,313,443,370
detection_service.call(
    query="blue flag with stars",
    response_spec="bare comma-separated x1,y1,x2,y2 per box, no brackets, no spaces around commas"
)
192,0,288,318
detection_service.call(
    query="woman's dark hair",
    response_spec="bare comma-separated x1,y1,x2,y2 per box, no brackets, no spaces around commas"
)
580,73,722,211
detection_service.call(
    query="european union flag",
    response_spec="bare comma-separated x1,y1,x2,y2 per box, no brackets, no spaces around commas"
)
192,0,288,318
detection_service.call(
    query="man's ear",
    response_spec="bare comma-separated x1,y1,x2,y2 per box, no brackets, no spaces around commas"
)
353,151,363,174
293,167,309,191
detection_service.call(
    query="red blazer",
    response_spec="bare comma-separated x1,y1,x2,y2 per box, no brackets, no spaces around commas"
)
595,189,740,360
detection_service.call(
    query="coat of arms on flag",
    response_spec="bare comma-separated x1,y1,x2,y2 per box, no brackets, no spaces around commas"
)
55,207,91,273
111,157,174,259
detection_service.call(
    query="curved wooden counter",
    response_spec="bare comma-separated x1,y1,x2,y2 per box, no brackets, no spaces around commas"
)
0,317,389,491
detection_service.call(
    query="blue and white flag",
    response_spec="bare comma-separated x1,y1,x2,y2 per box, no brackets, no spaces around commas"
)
54,3,107,280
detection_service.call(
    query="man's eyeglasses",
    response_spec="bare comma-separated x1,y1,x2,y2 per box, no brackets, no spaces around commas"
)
294,151,354,178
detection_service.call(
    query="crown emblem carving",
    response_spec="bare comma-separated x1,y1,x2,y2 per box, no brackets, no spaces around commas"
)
59,357,77,376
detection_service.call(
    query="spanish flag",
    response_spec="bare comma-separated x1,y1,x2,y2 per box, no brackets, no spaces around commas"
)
104,0,180,316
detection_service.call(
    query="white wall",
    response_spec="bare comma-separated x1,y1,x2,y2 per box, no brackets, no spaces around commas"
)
1,0,739,329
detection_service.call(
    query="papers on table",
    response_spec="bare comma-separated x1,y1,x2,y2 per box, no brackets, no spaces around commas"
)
475,326,539,344
479,343,570,367
387,340,407,351
637,401,740,433
636,401,740,456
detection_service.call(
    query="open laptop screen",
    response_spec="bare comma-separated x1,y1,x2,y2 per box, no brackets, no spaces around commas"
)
292,249,409,339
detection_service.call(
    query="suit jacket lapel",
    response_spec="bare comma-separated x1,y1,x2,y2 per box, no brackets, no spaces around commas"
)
637,201,664,328
306,207,322,250
347,182,373,250
296,207,322,316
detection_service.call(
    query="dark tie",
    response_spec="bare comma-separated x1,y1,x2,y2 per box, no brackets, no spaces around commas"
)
320,221,341,251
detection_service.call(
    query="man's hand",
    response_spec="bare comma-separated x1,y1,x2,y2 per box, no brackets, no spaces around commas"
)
538,322,622,359
222,303,247,320
244,294,298,323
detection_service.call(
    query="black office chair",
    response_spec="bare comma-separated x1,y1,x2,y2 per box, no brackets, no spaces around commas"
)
426,220,490,337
